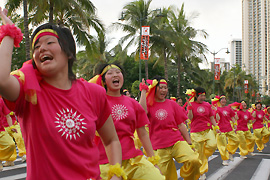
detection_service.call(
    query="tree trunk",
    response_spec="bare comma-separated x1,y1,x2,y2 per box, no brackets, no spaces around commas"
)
163,48,169,98
144,60,148,80
163,48,168,81
177,56,181,97
49,0,54,24
23,0,30,60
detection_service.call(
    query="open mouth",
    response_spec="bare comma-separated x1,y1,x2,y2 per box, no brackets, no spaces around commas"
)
40,55,53,63
112,79,120,85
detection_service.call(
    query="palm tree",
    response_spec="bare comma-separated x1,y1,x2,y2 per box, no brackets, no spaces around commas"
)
112,0,157,80
224,65,257,101
165,4,208,96
150,7,173,81
6,0,105,58
6,0,31,60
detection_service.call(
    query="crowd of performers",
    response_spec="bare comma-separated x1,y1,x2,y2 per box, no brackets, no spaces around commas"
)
0,7,270,180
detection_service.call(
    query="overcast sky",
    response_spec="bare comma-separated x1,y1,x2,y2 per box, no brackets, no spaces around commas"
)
1,0,241,68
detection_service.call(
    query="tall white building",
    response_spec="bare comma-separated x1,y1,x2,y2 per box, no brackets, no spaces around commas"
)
229,39,242,67
242,0,269,94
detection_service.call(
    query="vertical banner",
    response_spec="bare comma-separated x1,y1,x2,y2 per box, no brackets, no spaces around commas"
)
244,80,249,93
214,58,220,80
140,26,150,60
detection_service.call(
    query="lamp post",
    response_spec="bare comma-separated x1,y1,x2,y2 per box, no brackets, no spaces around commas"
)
119,8,163,82
209,48,230,95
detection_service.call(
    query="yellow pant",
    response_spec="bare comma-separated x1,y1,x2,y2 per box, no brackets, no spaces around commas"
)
216,131,239,160
155,141,201,180
253,127,270,151
100,155,165,180
0,131,16,161
237,130,255,156
5,123,26,158
190,129,217,175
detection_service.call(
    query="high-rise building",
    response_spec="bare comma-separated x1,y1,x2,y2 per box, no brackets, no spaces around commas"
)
242,0,268,94
229,39,242,67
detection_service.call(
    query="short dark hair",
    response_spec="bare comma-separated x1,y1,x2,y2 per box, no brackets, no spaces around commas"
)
31,23,76,81
152,75,167,86
194,87,206,101
96,63,125,91
255,101,262,109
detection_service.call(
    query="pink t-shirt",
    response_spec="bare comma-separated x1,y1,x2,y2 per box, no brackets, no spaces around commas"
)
97,95,148,164
266,114,270,127
253,110,265,129
216,106,235,132
236,110,252,131
5,67,111,180
147,99,187,150
190,101,214,133
0,98,11,132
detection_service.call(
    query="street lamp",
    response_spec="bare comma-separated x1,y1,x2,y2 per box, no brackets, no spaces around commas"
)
119,8,163,82
209,48,230,95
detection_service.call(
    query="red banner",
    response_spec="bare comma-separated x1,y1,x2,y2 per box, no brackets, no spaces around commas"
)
214,64,220,80
140,26,150,60
244,80,248,93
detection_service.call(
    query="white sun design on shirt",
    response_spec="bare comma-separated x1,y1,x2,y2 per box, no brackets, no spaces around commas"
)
223,110,228,116
258,114,262,119
197,106,205,113
55,108,87,140
244,115,248,120
111,104,128,121
155,109,168,120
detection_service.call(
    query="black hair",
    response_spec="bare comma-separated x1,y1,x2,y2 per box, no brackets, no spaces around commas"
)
31,23,76,81
123,90,129,96
194,87,206,101
96,63,125,91
176,97,182,101
219,95,226,101
151,75,168,95
152,75,167,86
255,101,262,110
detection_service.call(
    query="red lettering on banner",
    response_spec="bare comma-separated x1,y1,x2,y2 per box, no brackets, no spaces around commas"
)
214,64,220,80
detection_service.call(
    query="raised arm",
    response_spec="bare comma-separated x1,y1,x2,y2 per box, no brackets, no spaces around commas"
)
139,78,148,113
186,97,193,120
0,8,21,101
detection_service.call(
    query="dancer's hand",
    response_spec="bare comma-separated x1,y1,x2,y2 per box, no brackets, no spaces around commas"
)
110,176,122,180
185,97,192,107
0,7,13,25
11,128,17,133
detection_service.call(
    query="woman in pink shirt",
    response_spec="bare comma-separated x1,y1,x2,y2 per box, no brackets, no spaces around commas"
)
212,96,239,166
2,111,26,167
0,98,16,171
265,106,270,131
186,87,220,180
235,101,255,158
0,8,122,180
140,76,201,180
251,102,270,152
90,64,164,180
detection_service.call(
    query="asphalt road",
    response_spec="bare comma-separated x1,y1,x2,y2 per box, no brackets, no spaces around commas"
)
1,141,270,180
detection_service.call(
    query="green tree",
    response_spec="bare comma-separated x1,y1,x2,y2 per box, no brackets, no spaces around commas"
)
113,0,165,80
6,0,31,60
224,65,257,102
165,4,208,96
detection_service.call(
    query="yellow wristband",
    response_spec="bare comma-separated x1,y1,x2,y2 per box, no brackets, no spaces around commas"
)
148,155,161,165
213,126,220,130
189,144,195,149
233,122,237,126
108,163,127,180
